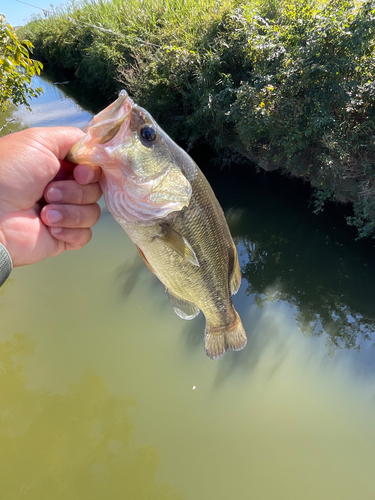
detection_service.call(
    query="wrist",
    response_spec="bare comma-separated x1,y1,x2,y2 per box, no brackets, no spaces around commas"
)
0,227,6,248
0,226,14,268
0,226,8,256
0,242,13,287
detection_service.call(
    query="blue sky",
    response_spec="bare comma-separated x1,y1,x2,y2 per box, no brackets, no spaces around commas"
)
1,0,57,27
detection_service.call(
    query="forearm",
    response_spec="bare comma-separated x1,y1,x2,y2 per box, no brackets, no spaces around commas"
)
0,243,13,287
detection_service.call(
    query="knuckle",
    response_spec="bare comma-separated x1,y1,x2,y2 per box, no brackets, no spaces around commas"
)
78,185,87,204
68,229,92,250
93,183,103,201
64,204,101,228
72,207,84,227
92,203,101,222
80,184,101,205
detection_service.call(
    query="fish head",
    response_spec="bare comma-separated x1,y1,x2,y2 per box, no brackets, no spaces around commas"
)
67,90,192,222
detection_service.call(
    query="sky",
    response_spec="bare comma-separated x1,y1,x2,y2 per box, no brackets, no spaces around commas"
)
1,0,58,27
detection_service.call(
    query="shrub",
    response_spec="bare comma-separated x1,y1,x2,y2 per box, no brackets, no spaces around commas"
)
0,14,43,111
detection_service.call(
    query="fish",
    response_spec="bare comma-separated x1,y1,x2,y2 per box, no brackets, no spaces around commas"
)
67,90,247,359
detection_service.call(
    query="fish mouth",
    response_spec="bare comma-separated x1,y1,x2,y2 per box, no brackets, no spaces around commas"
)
112,90,136,124
65,90,136,165
83,90,134,132
85,90,135,145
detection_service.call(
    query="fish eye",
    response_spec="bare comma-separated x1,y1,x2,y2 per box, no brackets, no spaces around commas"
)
139,125,157,143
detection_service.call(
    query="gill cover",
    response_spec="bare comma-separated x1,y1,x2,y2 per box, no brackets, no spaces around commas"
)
66,90,192,223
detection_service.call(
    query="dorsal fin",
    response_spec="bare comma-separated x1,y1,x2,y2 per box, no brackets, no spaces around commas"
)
230,242,241,295
166,289,200,320
157,223,200,267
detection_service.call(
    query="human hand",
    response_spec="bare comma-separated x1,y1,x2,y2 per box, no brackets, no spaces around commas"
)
0,127,102,267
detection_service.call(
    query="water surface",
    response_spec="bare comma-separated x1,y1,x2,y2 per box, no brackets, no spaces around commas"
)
1,76,375,499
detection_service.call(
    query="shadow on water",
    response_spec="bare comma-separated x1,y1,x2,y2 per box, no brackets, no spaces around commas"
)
114,253,171,314
115,256,147,299
0,334,184,500
180,315,206,353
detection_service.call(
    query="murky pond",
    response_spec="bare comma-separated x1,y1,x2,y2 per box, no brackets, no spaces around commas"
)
1,75,375,499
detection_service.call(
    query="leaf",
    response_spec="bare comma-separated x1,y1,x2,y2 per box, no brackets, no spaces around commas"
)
0,19,43,110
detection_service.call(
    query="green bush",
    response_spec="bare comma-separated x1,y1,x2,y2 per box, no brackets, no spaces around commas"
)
0,14,43,111
230,1,375,189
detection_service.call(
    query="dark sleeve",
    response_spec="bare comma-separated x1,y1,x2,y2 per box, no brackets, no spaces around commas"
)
0,243,12,287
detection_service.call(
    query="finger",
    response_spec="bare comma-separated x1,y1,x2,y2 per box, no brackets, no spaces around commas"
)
74,164,102,185
0,128,86,208
44,180,102,205
29,127,86,161
41,203,101,229
49,227,93,250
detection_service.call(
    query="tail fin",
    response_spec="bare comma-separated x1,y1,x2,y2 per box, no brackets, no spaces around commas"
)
204,310,247,360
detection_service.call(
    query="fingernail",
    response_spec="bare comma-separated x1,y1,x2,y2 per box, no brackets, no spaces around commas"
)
86,170,95,184
47,187,63,202
46,209,62,224
50,227,63,235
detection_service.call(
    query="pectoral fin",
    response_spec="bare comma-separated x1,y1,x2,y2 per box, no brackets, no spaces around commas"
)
167,289,200,320
158,224,199,267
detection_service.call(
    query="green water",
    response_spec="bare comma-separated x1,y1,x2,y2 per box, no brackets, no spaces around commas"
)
1,76,375,499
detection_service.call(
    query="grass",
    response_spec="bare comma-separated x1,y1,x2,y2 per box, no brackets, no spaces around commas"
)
17,0,375,239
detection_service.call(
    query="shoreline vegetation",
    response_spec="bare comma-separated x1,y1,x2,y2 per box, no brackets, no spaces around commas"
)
17,0,375,239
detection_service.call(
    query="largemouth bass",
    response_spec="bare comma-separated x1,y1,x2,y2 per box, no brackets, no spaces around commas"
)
67,90,247,359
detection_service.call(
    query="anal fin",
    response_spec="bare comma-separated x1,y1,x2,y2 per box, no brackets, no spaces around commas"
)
167,289,200,320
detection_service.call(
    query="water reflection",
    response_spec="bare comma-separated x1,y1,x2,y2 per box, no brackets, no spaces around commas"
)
41,68,111,114
238,235,375,355
213,303,292,387
0,104,25,137
0,334,184,500
206,167,375,357
0,73,94,132
12,76,93,129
